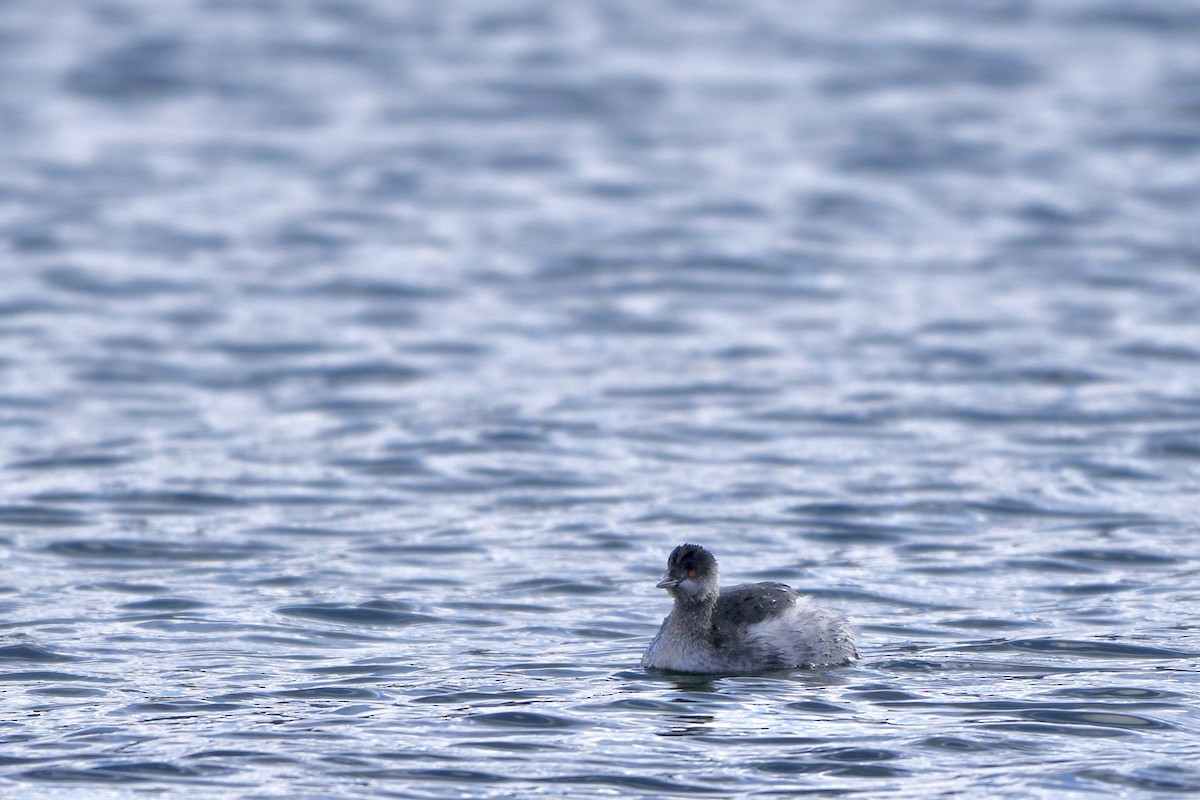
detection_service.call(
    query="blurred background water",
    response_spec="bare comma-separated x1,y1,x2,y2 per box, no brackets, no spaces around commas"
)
2,0,1200,797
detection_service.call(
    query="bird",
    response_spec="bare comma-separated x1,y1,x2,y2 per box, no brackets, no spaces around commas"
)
641,543,857,673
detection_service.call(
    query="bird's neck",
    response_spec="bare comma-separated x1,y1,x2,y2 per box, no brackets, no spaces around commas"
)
670,593,716,636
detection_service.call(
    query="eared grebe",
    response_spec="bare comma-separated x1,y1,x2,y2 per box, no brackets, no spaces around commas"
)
641,543,857,673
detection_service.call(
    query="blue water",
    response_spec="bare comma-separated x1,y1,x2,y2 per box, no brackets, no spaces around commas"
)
2,0,1200,797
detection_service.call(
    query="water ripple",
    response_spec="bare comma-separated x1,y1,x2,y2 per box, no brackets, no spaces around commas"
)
276,603,438,627
0,644,76,663
46,539,274,563
470,711,584,730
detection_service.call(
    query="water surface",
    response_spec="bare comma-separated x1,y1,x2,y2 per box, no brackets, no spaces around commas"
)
2,0,1199,797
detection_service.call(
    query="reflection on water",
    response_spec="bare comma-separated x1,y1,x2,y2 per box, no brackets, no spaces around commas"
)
3,0,1200,797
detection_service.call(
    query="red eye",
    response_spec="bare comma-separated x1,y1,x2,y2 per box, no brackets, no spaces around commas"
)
687,569,696,578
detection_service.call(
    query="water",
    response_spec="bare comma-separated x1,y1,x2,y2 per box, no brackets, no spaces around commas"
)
2,0,1199,797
